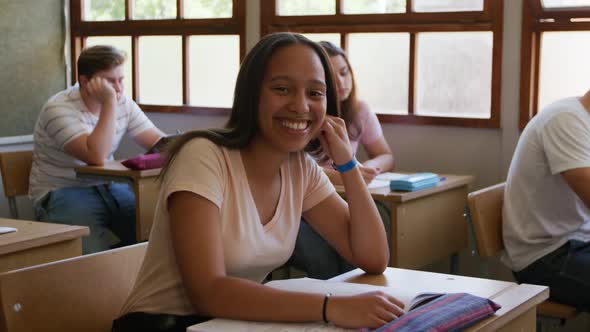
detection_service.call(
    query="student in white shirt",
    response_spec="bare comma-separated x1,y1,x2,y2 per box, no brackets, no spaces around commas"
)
503,93,590,311
113,32,403,332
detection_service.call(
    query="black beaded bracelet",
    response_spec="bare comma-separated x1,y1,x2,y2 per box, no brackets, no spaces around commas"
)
322,293,332,324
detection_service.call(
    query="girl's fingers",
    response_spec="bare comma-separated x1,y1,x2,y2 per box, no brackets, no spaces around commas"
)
387,295,406,311
375,307,399,324
325,116,347,138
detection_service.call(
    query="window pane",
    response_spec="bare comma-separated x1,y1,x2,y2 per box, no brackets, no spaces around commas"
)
85,37,133,97
542,0,590,8
539,32,590,111
342,0,405,14
348,33,410,115
189,35,239,108
138,36,182,105
83,0,124,21
277,0,336,16
301,33,341,46
184,0,232,18
133,0,176,19
415,32,492,118
413,0,483,12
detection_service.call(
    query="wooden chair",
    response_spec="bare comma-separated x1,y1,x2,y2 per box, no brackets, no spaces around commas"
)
466,182,578,329
0,150,33,219
0,242,146,332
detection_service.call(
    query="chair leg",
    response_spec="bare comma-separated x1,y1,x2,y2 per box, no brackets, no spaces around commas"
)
8,197,19,219
464,207,490,278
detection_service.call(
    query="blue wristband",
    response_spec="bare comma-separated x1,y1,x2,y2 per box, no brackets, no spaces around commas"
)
332,156,358,173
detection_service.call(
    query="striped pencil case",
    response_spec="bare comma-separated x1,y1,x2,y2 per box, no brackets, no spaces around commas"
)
366,292,501,332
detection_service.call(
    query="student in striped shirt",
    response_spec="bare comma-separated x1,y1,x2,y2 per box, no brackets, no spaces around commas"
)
29,45,165,254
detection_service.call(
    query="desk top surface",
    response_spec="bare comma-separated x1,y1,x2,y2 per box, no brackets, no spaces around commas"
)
336,174,474,202
331,267,548,331
0,218,89,255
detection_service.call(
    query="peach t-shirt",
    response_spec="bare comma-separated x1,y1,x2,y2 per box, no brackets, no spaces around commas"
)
120,138,334,315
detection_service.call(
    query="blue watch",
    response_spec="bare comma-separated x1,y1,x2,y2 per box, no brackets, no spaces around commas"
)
332,156,358,173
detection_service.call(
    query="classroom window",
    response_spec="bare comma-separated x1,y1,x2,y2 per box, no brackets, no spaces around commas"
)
188,35,239,108
184,0,233,18
415,32,492,118
84,0,125,21
70,0,244,115
261,0,503,128
132,0,176,20
341,0,405,15
413,0,484,12
138,36,183,105
276,0,336,16
348,33,409,115
541,0,590,8
520,0,590,129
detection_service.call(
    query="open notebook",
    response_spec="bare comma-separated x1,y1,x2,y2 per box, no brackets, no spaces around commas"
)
0,227,17,235
187,278,499,332
188,278,403,332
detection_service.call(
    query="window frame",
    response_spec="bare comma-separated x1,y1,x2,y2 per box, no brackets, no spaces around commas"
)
261,0,504,128
520,0,590,129
70,0,245,115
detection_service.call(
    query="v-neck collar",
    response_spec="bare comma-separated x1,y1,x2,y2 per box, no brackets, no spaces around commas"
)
235,149,286,231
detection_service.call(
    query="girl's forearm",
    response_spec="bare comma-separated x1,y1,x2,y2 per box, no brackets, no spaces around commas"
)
339,166,389,273
191,276,325,322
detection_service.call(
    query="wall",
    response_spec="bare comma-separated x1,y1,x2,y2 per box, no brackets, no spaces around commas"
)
0,0,66,137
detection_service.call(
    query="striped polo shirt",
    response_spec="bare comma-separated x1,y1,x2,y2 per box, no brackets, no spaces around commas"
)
29,84,155,204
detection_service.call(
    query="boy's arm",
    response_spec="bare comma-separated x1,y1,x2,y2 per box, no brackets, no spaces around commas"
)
64,78,117,165
134,127,166,150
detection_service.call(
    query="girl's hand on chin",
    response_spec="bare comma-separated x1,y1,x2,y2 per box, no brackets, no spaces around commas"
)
318,116,353,165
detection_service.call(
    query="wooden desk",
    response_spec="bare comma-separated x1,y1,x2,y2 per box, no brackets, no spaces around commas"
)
331,268,549,332
0,218,89,273
187,267,548,331
337,174,474,270
75,162,160,241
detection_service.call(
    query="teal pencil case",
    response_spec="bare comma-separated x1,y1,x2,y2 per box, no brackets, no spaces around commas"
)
390,173,439,191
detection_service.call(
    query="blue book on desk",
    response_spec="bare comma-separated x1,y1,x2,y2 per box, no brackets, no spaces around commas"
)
390,173,439,192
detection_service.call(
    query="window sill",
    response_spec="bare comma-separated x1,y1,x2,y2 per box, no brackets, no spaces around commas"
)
140,104,231,116
377,113,500,128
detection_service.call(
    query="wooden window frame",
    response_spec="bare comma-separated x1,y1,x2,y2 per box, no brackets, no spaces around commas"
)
520,0,590,129
261,0,503,128
70,0,246,115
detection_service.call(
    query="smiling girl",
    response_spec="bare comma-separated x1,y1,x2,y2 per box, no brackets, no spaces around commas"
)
112,33,401,332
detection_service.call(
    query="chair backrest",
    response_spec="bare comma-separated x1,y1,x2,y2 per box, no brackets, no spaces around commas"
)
0,150,33,198
467,182,505,258
0,242,147,332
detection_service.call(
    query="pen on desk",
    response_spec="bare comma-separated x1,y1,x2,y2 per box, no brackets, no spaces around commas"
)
439,176,447,181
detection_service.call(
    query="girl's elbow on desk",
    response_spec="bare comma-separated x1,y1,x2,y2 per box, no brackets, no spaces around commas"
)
356,253,389,275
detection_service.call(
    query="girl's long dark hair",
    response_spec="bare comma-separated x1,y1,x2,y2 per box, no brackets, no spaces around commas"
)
160,33,340,180
317,41,361,140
